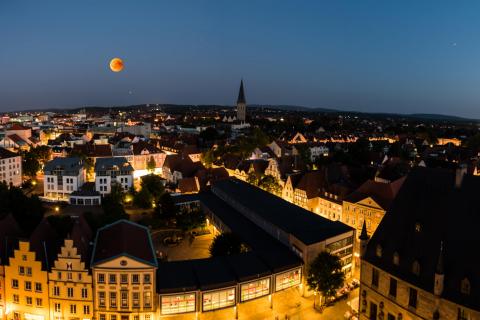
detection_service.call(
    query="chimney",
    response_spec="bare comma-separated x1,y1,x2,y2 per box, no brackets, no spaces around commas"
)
455,164,467,188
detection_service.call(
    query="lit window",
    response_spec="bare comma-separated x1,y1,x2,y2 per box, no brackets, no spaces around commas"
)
461,278,471,295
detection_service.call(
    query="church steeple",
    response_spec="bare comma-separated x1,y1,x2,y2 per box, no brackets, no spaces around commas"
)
359,220,369,258
236,79,247,122
237,79,246,104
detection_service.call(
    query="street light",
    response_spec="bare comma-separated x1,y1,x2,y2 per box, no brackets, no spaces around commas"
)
54,206,60,213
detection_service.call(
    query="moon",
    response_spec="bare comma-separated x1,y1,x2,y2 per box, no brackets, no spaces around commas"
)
109,58,124,72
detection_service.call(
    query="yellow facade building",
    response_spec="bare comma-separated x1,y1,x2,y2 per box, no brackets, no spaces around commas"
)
91,221,157,320
4,241,49,320
48,239,93,320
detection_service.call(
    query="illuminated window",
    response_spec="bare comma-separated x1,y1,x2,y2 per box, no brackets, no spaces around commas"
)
202,288,235,311
144,291,151,308
54,303,61,313
461,278,471,295
97,274,105,283
98,292,105,308
412,261,420,276
132,292,140,308
240,278,270,302
393,252,400,266
35,282,42,292
109,292,117,308
376,245,383,258
161,293,196,315
275,269,301,291
121,291,128,308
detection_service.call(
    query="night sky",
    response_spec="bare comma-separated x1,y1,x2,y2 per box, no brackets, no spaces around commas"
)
2,1,480,118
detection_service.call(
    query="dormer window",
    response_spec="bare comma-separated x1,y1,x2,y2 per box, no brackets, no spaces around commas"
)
393,252,400,266
376,244,383,258
412,260,421,276
415,223,422,233
461,278,471,295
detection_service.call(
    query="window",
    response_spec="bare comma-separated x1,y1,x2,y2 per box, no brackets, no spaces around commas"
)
26,296,32,305
132,292,140,308
110,316,117,320
121,291,129,308
144,291,151,308
389,278,397,298
393,252,400,266
11,279,18,289
275,269,301,291
461,278,471,295
67,287,74,298
144,274,151,284
13,294,19,303
202,288,235,311
25,281,32,291
109,274,116,284
83,305,90,315
412,260,420,276
161,293,196,315
26,267,32,276
110,292,117,308
98,292,105,308
18,266,25,275
369,302,377,320
132,274,139,284
408,287,417,308
53,286,60,296
70,304,77,314
458,308,469,320
376,245,382,258
36,298,42,307
58,271,62,279
372,268,379,288
240,278,270,302
99,314,106,320
98,273,105,283
81,288,88,298
54,303,61,313
387,314,395,320
120,274,128,284
35,282,42,292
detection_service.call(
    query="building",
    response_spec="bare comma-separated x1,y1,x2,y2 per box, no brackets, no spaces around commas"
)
359,167,480,320
94,157,134,195
236,80,247,122
211,179,355,273
91,220,157,320
43,158,85,201
48,218,94,320
342,177,405,270
0,148,22,187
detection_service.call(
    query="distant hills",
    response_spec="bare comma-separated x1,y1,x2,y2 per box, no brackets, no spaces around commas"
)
14,104,476,122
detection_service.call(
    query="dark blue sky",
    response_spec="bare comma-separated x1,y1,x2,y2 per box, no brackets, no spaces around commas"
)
2,1,480,117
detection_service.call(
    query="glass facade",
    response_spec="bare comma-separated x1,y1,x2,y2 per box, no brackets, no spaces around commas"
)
161,293,196,315
240,278,270,302
275,268,301,292
202,288,236,311
326,236,354,252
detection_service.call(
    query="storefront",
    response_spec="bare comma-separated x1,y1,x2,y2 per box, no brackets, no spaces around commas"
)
160,292,196,315
275,268,302,292
240,278,271,302
202,287,236,312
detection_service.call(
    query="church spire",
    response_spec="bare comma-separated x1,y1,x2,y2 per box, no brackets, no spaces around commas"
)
359,220,369,241
237,79,246,104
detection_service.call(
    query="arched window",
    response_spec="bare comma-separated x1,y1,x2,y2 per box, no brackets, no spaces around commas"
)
412,260,421,276
461,278,471,295
376,244,383,258
393,252,400,266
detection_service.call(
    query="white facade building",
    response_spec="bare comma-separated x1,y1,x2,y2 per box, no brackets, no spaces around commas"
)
44,157,85,201
94,157,134,195
0,148,22,186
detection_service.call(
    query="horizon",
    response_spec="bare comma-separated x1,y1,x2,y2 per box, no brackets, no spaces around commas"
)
2,1,480,118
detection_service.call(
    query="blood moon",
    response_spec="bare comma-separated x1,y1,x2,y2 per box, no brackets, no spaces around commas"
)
109,58,124,72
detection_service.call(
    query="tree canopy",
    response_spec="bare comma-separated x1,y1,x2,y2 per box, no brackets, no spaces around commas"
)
209,232,247,257
306,251,345,305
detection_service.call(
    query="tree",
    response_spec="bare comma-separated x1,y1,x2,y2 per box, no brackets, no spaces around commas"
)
134,187,153,209
176,207,206,232
199,127,218,142
306,251,345,307
146,156,156,172
201,149,215,168
246,172,260,186
140,174,165,200
23,152,41,178
155,192,177,219
259,175,281,195
209,233,247,257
